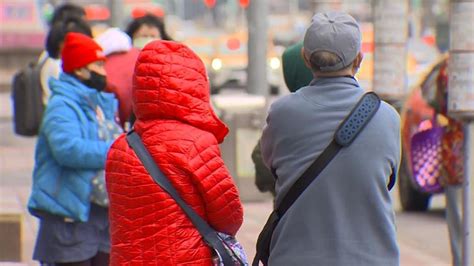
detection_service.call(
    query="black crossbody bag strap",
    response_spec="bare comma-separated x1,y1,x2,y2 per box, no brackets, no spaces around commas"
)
126,132,237,266
253,92,382,266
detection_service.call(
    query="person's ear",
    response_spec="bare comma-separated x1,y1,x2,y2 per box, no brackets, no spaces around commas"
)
354,52,363,68
301,48,312,69
351,52,363,74
73,67,90,80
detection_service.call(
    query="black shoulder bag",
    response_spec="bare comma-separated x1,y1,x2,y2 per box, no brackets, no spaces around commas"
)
126,132,245,266
253,92,385,266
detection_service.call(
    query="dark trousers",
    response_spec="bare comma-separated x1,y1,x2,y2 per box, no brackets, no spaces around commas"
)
41,251,109,266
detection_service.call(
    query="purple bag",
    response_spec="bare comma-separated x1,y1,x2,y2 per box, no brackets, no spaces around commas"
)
213,233,248,266
410,119,444,194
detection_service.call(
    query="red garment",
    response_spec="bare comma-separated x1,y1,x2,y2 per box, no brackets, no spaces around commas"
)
435,61,464,185
105,41,243,265
104,48,140,127
62,32,105,73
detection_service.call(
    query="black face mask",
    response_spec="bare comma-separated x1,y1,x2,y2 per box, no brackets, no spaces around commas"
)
82,71,107,92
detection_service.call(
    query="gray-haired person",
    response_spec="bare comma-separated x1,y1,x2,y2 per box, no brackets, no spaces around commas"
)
259,12,400,265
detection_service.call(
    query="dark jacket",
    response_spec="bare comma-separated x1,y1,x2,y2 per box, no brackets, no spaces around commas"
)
252,139,275,195
252,42,313,195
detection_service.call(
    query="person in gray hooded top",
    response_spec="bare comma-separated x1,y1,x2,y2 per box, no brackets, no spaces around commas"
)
260,11,400,266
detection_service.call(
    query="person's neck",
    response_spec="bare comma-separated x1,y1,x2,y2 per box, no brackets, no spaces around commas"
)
314,68,354,78
313,72,354,78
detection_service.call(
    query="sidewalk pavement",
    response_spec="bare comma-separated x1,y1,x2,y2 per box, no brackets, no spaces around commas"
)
0,91,12,120
0,92,449,265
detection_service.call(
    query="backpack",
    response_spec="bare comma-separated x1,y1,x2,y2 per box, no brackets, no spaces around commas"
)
11,58,47,136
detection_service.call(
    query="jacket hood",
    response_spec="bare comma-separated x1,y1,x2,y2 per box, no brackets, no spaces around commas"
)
133,40,228,143
282,42,314,93
95,28,132,56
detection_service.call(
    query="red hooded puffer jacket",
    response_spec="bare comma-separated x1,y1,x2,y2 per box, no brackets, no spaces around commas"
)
105,41,244,265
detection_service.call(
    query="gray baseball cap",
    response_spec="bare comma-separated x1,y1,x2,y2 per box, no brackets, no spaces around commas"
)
303,11,361,72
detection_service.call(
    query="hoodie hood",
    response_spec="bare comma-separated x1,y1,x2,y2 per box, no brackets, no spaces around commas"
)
282,41,314,92
95,28,132,56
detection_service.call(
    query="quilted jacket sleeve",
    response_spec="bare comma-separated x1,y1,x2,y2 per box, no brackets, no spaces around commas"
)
187,133,244,236
43,98,111,170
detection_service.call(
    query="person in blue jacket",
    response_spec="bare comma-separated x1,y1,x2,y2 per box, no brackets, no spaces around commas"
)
27,32,121,265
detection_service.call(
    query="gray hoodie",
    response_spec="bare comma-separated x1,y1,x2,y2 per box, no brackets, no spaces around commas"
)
261,76,400,266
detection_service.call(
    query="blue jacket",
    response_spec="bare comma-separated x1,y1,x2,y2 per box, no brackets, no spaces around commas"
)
28,73,117,222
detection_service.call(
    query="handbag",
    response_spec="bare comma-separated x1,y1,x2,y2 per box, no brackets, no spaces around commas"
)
253,92,384,266
126,132,247,266
410,117,444,193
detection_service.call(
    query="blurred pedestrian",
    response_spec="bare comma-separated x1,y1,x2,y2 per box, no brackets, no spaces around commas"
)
28,32,121,265
39,2,90,102
252,41,313,197
125,14,173,49
281,41,314,93
256,12,400,265
125,13,173,125
105,40,244,265
41,17,93,104
96,28,140,129
48,3,86,26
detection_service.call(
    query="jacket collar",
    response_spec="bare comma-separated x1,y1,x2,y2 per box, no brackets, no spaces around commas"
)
50,73,117,118
309,76,359,87
297,76,365,108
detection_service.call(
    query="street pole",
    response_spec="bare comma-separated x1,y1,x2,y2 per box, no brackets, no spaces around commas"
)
373,0,409,101
108,0,124,28
247,0,268,95
448,1,474,265
462,123,473,266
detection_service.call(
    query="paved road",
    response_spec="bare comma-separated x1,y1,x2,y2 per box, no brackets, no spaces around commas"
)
0,92,452,265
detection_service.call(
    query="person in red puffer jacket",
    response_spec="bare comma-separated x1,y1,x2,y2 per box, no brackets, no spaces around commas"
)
105,40,244,265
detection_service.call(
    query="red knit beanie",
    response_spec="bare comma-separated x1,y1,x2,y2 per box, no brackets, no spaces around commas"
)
61,32,106,73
